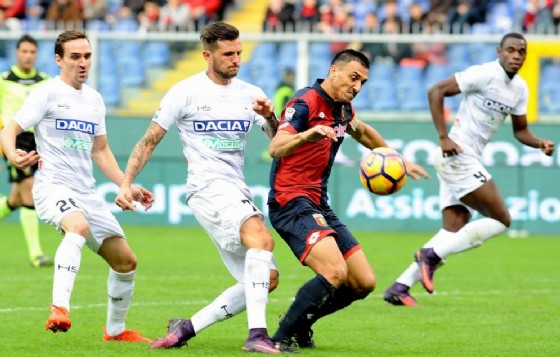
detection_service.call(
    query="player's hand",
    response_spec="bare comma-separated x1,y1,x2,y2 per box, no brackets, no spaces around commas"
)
404,160,431,180
252,97,274,118
302,125,338,142
539,139,554,156
440,137,462,157
115,184,136,212
9,149,40,170
131,185,154,210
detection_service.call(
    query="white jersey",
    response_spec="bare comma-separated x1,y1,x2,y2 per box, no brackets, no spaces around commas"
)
451,60,528,158
13,76,106,193
153,71,267,198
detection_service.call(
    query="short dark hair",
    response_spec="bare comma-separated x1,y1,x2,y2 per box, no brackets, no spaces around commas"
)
200,21,240,51
331,49,370,70
55,29,88,57
499,32,525,48
17,34,37,49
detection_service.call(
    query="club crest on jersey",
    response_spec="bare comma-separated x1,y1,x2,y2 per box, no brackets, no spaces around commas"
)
193,120,250,132
55,119,95,135
285,107,295,121
312,214,327,227
483,98,512,114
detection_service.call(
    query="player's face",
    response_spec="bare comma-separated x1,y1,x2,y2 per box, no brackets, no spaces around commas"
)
206,38,242,84
329,60,368,103
498,37,526,74
16,42,37,73
55,38,92,89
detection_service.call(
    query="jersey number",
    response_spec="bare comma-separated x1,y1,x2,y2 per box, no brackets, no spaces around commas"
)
56,198,80,213
241,199,258,212
473,171,487,183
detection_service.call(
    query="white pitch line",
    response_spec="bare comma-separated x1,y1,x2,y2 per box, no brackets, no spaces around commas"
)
1,289,556,314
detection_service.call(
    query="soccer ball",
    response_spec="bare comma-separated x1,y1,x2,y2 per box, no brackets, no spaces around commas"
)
359,147,408,195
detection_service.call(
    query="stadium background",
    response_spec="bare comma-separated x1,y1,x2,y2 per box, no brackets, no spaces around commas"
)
1,0,559,235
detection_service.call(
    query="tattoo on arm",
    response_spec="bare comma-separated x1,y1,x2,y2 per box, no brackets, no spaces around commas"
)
124,122,165,183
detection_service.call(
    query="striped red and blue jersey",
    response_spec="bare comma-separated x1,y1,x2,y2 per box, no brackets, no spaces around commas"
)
268,79,355,208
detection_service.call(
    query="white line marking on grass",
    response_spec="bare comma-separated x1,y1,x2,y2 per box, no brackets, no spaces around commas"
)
0,290,554,314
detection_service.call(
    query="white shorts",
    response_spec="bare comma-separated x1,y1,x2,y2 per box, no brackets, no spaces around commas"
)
33,183,125,253
187,179,277,282
434,148,492,213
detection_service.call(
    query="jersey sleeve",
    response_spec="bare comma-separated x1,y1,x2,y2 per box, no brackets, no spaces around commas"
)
12,86,48,131
512,81,529,116
95,98,107,136
278,98,309,134
455,64,490,93
152,84,187,130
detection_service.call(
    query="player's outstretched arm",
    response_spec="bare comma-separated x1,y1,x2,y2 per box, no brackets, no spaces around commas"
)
511,114,555,156
116,121,167,212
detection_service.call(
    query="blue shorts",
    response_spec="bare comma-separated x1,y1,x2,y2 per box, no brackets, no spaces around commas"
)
268,197,360,264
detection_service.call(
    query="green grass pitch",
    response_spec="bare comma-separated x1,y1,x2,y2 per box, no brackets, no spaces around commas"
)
1,223,559,356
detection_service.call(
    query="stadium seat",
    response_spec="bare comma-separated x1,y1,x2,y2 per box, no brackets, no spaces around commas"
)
98,75,121,107
396,65,423,82
0,57,9,72
425,64,450,88
397,80,428,111
370,62,395,82
309,43,332,60
353,85,371,110
368,80,399,111
277,42,298,71
143,41,171,67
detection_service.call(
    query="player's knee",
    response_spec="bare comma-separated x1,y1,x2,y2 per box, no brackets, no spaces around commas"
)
269,269,279,292
323,264,348,287
112,256,137,273
66,221,90,237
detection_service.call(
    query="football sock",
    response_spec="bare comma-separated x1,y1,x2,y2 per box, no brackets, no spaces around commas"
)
305,285,363,328
191,282,245,334
106,269,135,336
244,249,272,329
396,229,451,287
20,206,43,260
272,274,335,341
52,232,85,310
434,218,508,258
0,195,14,220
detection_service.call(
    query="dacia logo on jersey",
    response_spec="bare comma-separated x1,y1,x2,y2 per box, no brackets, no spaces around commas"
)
56,119,95,135
193,120,250,132
483,98,512,114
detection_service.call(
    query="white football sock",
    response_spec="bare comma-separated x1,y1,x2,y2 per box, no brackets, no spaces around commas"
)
396,229,451,287
244,248,272,329
191,282,246,334
106,269,135,336
434,218,508,259
52,232,85,310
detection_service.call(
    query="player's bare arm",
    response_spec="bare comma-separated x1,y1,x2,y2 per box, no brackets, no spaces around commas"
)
268,124,337,158
92,135,126,185
511,114,555,156
116,121,166,211
428,75,463,157
347,118,388,149
1,120,40,169
253,97,278,139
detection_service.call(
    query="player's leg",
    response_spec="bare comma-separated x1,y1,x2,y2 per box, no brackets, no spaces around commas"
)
88,201,150,343
17,175,52,266
417,178,509,293
385,206,471,305
47,210,89,333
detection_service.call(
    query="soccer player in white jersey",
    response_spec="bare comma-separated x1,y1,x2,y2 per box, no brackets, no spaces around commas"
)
0,30,155,342
115,22,281,354
384,32,555,306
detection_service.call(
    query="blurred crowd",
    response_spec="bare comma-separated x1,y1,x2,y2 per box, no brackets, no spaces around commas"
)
263,0,560,35
1,0,559,34
0,0,235,32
